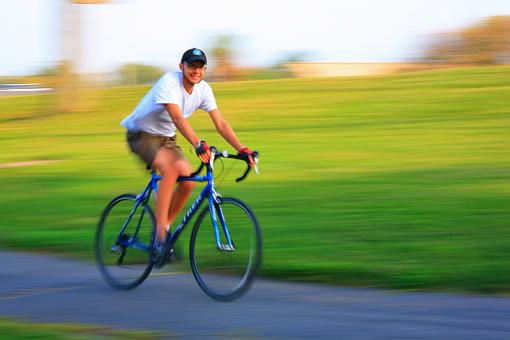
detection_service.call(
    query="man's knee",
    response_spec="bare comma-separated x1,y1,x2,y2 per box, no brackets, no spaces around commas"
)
175,159,192,176
173,160,193,189
152,148,181,174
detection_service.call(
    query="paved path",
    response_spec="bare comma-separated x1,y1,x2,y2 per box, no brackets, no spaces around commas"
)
1,250,510,339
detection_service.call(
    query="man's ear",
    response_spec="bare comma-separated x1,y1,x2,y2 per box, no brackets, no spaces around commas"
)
179,63,184,72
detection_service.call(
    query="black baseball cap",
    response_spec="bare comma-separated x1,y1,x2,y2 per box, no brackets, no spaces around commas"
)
181,48,207,65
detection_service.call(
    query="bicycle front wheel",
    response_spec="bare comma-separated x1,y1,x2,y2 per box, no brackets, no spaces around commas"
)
190,197,262,301
95,194,155,290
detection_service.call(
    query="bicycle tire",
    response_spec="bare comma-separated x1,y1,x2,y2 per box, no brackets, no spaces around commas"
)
189,197,262,301
95,193,155,290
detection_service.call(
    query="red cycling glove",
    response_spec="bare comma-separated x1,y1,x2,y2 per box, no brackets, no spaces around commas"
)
238,147,254,167
195,140,211,164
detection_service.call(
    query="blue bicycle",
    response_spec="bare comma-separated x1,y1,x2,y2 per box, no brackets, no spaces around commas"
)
95,147,262,301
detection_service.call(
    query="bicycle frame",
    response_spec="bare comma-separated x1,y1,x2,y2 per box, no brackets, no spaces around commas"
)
116,166,234,253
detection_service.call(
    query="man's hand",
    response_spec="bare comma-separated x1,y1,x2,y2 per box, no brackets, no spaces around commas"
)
238,147,255,167
195,140,211,164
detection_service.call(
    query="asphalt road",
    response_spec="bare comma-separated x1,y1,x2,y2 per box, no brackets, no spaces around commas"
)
1,250,510,339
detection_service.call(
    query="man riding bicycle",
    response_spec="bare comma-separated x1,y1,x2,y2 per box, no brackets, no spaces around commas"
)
121,48,254,265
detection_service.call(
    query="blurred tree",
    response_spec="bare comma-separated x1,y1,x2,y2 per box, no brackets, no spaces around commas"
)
117,64,165,85
277,51,311,64
37,65,60,77
423,16,510,64
210,35,236,81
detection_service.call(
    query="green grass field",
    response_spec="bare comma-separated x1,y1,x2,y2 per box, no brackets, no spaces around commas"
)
1,65,509,293
0,317,164,339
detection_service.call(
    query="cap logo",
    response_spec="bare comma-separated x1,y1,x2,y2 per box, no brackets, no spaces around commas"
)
192,49,202,56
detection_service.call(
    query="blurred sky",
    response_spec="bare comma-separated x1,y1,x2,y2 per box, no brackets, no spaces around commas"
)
1,0,510,75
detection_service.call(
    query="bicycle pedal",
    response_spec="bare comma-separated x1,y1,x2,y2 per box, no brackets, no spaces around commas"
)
110,245,122,253
152,244,172,269
165,247,175,261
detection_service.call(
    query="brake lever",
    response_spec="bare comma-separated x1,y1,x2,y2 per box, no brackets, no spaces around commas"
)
252,151,259,175
210,150,216,169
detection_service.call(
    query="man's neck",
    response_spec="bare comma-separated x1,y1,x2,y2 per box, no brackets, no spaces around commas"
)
182,77,194,94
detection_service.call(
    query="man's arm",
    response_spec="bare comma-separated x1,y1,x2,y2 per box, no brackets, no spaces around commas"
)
164,103,201,147
208,108,246,152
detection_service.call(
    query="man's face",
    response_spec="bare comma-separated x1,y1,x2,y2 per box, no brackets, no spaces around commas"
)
181,61,206,85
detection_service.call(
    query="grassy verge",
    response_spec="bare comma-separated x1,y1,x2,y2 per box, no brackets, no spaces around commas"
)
0,317,166,339
0,65,509,293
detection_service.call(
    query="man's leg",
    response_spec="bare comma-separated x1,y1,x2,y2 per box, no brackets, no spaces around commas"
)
151,148,182,243
167,160,195,226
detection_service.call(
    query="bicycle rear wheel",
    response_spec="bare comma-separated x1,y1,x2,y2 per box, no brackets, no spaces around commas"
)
95,193,155,290
190,197,262,301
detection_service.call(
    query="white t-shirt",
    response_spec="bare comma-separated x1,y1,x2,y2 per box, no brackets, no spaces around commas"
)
121,72,217,136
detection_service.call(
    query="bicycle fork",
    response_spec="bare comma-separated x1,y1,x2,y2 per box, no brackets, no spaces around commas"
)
209,193,235,252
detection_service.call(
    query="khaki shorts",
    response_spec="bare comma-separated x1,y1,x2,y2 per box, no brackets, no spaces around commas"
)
126,130,184,167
